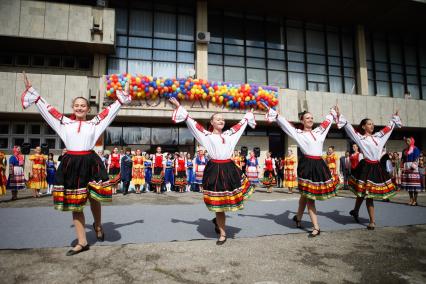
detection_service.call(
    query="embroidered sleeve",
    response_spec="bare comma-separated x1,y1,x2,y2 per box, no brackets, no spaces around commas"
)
172,106,209,147
374,115,402,146
313,109,336,136
92,100,122,143
338,113,365,151
226,111,256,149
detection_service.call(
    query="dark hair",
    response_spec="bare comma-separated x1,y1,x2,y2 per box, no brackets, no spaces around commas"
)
48,153,54,159
328,146,335,150
298,110,310,121
125,147,131,152
358,118,371,135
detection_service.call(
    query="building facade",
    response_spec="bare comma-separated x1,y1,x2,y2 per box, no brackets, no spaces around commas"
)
1,0,425,167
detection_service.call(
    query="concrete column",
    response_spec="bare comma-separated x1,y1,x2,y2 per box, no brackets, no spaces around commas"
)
355,25,369,95
196,0,208,80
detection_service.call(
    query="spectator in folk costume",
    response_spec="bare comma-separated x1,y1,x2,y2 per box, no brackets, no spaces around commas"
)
28,146,48,197
164,153,175,193
283,149,298,193
7,146,25,201
108,147,121,194
419,154,425,190
391,152,401,188
0,151,7,196
401,137,423,206
151,146,165,194
194,147,208,192
144,153,152,192
246,150,259,185
132,149,145,194
339,151,351,190
262,151,277,193
335,105,400,230
349,144,363,171
20,71,131,255
174,152,187,193
120,148,133,195
186,153,194,192
232,150,243,170
46,153,57,195
324,146,340,184
169,97,256,245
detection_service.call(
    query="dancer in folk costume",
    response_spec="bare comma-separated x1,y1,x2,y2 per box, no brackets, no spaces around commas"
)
170,98,256,245
6,146,25,200
323,146,340,184
174,153,187,193
246,151,260,185
132,149,145,194
335,106,401,230
144,153,152,192
21,72,131,255
28,146,48,197
283,149,298,193
265,104,339,237
262,151,277,193
401,137,423,206
164,153,175,193
0,151,7,196
186,153,194,192
108,147,121,194
151,146,165,194
45,153,57,195
194,147,208,192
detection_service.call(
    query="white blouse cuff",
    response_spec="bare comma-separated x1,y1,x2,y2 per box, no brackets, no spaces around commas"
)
21,86,40,109
116,90,132,105
391,115,402,128
265,108,278,122
172,106,189,123
244,111,256,129
336,113,348,129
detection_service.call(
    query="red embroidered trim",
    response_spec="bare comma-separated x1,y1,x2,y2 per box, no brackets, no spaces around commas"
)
381,126,391,135
195,122,206,133
48,107,63,120
320,120,331,129
97,107,110,120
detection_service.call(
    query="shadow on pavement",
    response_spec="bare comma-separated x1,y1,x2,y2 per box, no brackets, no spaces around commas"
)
316,209,369,225
171,217,242,238
238,210,310,232
70,219,144,246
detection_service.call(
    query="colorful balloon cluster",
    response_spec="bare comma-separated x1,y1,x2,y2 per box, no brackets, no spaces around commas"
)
105,73,279,110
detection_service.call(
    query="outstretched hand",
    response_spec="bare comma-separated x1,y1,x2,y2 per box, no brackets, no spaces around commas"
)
23,71,31,88
124,80,130,94
394,109,399,116
334,104,340,116
169,97,180,108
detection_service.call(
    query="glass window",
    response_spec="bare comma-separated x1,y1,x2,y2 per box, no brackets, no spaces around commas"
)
13,124,25,134
178,15,194,40
45,138,56,150
286,27,304,52
153,62,176,77
0,138,8,149
105,127,122,145
224,16,244,45
268,70,286,87
246,58,265,68
224,56,244,66
327,32,340,56
0,124,8,134
225,67,245,83
128,49,152,60
130,10,152,36
288,72,306,90
177,64,194,78
30,138,41,149
208,65,223,81
29,124,41,135
329,76,343,93
154,12,176,39
306,29,325,54
179,128,194,145
116,9,128,34
247,69,266,85
129,37,152,48
13,138,25,147
268,60,285,71
151,128,178,145
128,60,151,75
123,127,151,145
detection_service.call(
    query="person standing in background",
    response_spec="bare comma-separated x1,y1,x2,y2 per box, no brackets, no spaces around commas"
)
174,152,187,193
324,146,340,184
419,154,425,190
28,146,48,197
246,151,259,185
349,144,363,171
108,147,121,194
186,153,194,192
132,149,145,194
275,157,283,188
164,153,174,193
339,151,351,190
194,148,208,192
262,151,277,193
144,153,152,192
46,153,57,195
401,137,422,206
283,149,297,193
0,151,7,196
120,148,133,195
7,146,25,200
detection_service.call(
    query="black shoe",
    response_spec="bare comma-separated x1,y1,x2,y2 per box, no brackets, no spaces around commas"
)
212,218,220,234
66,243,90,256
349,210,359,223
292,215,302,228
93,222,105,242
308,228,321,238
216,236,227,245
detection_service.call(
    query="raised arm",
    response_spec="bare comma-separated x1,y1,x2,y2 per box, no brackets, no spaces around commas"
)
335,108,364,147
170,98,209,147
226,111,256,148
92,88,132,141
21,73,71,140
374,111,402,147
265,107,302,146
312,109,337,138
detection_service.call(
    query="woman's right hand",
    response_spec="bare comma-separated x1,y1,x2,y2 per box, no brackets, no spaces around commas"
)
23,71,31,88
169,97,180,108
334,105,340,117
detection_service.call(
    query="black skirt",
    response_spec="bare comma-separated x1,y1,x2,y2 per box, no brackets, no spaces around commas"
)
53,151,113,212
203,160,242,191
297,155,338,200
349,159,397,199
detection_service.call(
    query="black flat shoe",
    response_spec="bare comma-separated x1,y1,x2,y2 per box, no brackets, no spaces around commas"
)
308,228,321,238
216,236,227,245
93,222,105,242
349,210,359,223
66,243,90,256
292,215,302,228
212,218,220,234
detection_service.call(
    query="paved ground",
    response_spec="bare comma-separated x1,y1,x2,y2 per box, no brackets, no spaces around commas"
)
1,187,426,284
